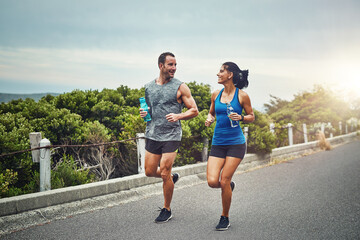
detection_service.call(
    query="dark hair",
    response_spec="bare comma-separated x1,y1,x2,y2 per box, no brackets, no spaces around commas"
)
223,62,249,89
158,52,175,66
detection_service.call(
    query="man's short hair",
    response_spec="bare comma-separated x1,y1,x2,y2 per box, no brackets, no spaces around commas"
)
158,52,175,66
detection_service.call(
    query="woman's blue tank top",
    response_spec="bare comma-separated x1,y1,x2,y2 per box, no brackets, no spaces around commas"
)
212,88,246,145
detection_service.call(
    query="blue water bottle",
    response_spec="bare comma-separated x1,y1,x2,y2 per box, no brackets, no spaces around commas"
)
226,102,239,128
139,97,151,122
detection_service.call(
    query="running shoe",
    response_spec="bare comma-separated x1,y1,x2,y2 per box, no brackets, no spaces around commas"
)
155,208,172,223
230,181,236,192
215,216,230,231
172,173,180,184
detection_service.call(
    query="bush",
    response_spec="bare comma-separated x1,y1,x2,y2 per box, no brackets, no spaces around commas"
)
0,169,18,197
51,155,95,189
245,109,276,154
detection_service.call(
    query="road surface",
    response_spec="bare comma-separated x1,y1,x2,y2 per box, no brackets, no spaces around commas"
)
2,141,360,239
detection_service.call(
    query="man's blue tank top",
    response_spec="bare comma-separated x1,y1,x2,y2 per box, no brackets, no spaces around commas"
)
212,88,246,145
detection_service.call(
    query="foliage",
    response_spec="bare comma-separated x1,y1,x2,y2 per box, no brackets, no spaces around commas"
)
1,82,358,198
117,85,145,107
245,109,276,154
51,155,95,189
187,82,212,112
266,86,351,126
0,169,18,196
264,85,355,145
0,111,35,195
175,110,214,166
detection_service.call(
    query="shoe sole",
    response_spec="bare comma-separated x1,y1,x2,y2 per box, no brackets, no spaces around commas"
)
173,173,180,184
216,224,230,231
231,182,236,191
154,215,173,223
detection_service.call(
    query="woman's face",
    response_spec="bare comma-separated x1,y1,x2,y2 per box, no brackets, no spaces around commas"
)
217,65,232,84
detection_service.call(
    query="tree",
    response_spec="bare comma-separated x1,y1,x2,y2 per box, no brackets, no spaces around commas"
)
187,81,212,112
55,90,98,120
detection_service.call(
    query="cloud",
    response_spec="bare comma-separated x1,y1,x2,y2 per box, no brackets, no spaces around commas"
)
0,47,160,90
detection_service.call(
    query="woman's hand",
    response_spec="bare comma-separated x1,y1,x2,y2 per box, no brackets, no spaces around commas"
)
228,113,241,121
205,115,215,127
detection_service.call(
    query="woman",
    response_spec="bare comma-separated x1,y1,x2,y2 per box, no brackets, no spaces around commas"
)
205,62,255,231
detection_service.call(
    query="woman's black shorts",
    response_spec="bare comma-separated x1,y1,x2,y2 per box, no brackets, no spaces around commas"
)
209,143,247,159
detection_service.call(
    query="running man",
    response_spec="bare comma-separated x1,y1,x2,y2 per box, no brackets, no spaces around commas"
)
140,52,199,223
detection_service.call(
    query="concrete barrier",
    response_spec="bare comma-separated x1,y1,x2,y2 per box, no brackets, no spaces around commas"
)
0,132,358,217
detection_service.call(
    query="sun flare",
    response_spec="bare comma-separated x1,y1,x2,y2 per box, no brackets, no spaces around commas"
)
333,62,360,96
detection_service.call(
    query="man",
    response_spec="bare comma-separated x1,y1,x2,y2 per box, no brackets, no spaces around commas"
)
140,52,198,223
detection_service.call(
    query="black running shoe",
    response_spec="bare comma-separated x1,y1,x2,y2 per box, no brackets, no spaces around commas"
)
230,181,235,192
172,173,180,184
216,216,230,231
155,208,172,223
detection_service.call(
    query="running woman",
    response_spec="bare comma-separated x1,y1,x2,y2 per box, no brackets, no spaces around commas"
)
205,62,255,230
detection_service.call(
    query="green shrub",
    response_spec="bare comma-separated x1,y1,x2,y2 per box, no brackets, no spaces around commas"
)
51,155,95,189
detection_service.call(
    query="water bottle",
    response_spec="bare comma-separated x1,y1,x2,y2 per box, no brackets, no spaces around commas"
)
139,97,151,122
226,102,239,128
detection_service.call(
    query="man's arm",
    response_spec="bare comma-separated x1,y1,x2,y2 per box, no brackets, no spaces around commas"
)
165,83,198,122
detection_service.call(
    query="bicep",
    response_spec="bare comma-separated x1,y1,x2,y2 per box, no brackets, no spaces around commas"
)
180,84,197,109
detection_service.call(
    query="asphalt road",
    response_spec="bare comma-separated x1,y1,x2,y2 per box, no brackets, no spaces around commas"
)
2,141,360,240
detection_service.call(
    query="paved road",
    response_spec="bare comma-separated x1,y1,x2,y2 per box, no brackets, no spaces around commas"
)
2,141,360,240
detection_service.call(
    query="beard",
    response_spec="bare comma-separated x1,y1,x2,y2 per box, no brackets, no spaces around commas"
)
163,70,175,80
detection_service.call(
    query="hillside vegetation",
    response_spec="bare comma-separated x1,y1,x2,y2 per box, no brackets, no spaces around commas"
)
0,83,359,198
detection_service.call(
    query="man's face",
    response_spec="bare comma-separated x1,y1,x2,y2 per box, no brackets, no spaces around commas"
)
160,56,177,79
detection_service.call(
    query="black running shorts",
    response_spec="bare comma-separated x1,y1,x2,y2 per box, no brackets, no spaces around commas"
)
209,143,247,159
145,139,181,155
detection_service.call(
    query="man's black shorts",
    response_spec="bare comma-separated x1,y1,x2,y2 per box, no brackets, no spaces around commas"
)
209,143,247,159
145,139,181,155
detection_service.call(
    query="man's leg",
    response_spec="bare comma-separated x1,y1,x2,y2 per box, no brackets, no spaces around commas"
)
160,152,177,210
144,150,161,177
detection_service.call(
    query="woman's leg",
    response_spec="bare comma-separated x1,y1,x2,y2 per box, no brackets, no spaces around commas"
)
207,156,225,188
220,156,242,217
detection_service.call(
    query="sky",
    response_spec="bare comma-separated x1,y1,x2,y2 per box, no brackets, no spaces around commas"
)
0,0,360,110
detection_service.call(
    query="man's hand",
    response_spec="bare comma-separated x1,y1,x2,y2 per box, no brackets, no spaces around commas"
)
139,108,150,118
166,113,179,122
